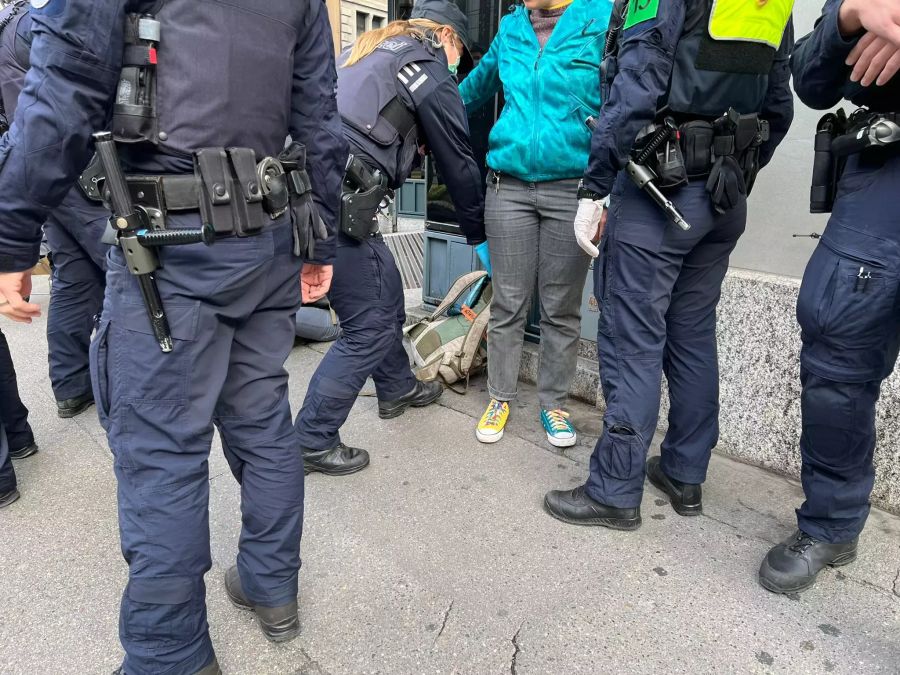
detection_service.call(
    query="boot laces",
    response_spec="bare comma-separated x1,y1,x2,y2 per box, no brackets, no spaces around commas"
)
788,532,819,554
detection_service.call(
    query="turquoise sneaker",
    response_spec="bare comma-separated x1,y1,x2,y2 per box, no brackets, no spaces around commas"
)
541,409,576,448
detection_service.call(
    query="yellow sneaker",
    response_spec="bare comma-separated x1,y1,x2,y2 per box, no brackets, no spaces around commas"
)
476,399,509,444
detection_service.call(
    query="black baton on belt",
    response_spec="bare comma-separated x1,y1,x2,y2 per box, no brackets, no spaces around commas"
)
585,116,691,231
93,131,174,353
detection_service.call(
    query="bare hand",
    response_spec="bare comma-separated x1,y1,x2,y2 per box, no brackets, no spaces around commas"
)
0,271,40,323
839,0,900,46
847,32,900,86
301,263,333,303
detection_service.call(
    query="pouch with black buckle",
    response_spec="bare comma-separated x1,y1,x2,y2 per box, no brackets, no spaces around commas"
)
227,147,265,236
195,148,236,235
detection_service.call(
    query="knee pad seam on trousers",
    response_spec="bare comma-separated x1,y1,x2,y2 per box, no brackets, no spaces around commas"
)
128,576,194,604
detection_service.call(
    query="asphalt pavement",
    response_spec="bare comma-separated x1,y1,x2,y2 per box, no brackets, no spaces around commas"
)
0,282,898,674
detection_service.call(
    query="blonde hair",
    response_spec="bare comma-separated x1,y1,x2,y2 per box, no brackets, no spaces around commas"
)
343,19,456,67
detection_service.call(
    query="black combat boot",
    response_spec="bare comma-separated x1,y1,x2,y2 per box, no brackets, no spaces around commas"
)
56,393,94,419
0,488,20,509
302,443,370,476
645,456,702,516
378,380,443,419
543,485,642,531
113,657,221,674
225,566,299,643
758,530,859,594
9,442,38,460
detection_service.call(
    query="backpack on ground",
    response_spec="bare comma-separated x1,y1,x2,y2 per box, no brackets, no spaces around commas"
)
404,270,492,391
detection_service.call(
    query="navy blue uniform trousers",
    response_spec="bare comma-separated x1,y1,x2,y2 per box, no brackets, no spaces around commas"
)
0,327,32,493
295,233,416,451
45,192,108,402
0,327,32,458
794,153,900,544
587,177,746,508
0,421,12,495
91,216,304,674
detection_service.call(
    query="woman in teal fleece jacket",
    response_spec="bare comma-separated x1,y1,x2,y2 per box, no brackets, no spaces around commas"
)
460,0,612,448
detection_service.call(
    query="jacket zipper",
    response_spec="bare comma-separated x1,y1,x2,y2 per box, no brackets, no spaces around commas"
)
532,47,543,177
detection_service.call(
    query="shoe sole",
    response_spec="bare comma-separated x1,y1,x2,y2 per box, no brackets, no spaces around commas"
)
9,443,38,460
57,401,95,419
304,456,371,476
225,582,300,643
378,388,444,420
476,428,504,444
757,551,858,594
646,466,702,517
542,496,642,531
546,433,576,448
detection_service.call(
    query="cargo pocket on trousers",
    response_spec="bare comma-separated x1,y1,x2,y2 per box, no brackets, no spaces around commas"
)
116,301,200,403
599,428,642,481
125,576,199,647
89,319,112,430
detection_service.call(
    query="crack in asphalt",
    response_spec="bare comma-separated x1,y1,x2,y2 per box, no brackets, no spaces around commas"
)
510,622,524,675
432,600,454,647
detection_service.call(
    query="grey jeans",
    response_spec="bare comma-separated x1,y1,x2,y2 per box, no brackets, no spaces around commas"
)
485,173,591,410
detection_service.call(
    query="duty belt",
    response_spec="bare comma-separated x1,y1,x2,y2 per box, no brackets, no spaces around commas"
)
80,150,314,237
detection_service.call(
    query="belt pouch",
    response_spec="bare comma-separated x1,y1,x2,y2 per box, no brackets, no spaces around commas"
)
227,147,265,236
679,121,714,176
195,148,236,235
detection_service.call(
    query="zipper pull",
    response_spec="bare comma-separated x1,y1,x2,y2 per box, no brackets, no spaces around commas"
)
534,47,543,70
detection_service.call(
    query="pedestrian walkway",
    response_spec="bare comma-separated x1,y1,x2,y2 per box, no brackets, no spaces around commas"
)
0,285,898,674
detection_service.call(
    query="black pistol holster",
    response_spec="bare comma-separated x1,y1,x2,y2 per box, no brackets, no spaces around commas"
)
340,155,389,241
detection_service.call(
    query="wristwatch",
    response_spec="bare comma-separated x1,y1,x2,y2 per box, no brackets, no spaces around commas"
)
576,179,605,202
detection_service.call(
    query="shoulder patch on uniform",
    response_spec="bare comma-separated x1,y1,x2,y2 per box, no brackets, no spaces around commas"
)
397,62,429,92
379,38,414,54
623,0,660,30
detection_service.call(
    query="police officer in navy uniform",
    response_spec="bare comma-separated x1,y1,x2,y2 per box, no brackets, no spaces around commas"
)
544,0,794,529
0,0,346,672
0,0,108,420
296,0,487,475
758,0,900,594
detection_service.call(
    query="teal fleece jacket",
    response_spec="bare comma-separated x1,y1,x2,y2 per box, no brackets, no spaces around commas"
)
459,0,613,183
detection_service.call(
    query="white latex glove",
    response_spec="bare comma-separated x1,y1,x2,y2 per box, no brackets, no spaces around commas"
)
574,197,607,258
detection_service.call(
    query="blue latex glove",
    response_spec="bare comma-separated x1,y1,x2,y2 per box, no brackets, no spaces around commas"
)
475,241,492,277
